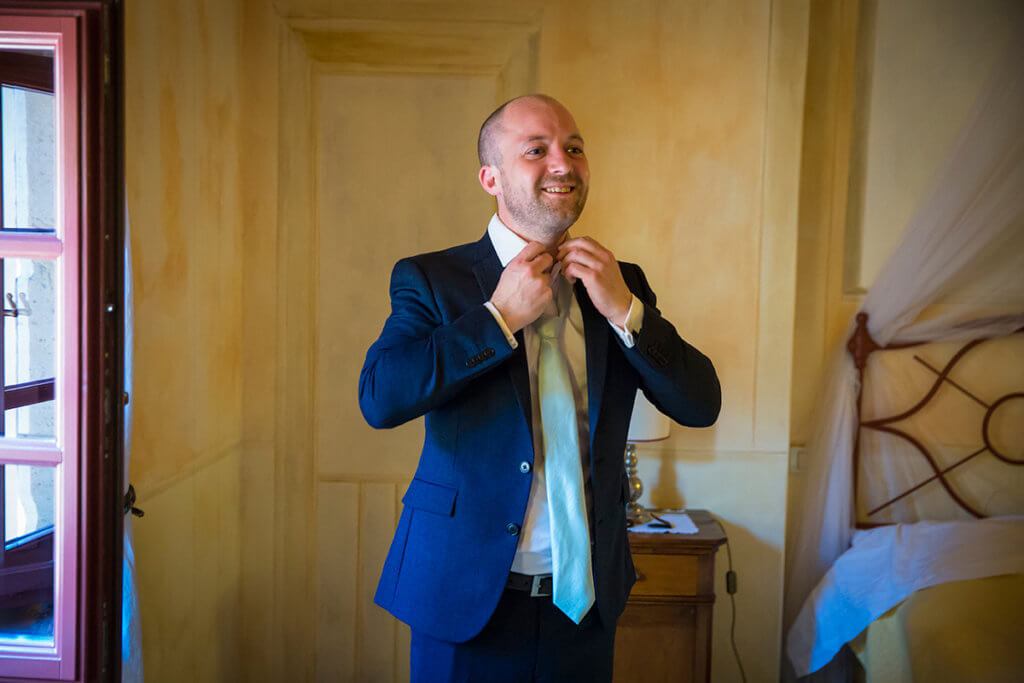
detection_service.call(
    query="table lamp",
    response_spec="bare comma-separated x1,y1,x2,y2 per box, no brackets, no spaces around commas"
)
625,390,671,526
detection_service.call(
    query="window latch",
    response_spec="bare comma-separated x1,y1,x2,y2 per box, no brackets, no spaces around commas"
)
3,292,28,318
124,483,144,518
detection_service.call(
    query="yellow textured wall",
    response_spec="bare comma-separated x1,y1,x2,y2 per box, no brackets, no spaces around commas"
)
125,0,245,679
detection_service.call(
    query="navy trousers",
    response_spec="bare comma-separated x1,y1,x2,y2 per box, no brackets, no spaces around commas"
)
410,588,617,682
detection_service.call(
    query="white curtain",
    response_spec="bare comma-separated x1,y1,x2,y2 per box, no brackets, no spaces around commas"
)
784,29,1024,676
122,205,143,682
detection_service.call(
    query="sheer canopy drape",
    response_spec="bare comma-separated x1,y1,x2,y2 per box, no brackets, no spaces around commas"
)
122,206,143,682
784,31,1024,675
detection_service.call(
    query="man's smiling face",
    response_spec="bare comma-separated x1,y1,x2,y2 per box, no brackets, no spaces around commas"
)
487,97,590,243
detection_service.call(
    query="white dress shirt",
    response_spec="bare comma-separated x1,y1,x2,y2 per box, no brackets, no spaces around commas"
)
481,214,644,575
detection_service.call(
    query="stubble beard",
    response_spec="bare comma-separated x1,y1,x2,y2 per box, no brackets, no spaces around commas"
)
502,176,589,242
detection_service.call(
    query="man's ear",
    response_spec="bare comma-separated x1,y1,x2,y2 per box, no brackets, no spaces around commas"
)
478,165,501,197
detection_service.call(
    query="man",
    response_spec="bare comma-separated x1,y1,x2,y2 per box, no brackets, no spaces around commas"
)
359,94,720,681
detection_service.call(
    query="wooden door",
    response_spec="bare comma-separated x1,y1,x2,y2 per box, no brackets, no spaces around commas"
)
271,11,540,681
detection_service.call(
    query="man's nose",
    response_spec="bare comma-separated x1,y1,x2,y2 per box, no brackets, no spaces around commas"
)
546,147,571,175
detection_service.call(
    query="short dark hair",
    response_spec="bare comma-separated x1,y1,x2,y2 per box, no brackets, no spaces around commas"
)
477,94,559,167
477,100,511,167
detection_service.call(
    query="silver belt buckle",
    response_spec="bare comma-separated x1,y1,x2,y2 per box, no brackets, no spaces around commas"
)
530,574,547,597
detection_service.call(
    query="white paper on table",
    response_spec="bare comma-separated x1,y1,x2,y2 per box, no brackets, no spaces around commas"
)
628,511,699,534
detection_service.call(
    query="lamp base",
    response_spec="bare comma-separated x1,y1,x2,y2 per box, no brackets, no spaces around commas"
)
626,501,653,527
624,443,654,527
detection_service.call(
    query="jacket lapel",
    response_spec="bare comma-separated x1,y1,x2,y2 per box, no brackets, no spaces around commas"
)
574,281,609,448
471,236,533,442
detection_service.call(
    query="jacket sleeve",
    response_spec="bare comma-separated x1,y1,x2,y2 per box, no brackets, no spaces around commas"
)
618,263,721,428
358,257,515,429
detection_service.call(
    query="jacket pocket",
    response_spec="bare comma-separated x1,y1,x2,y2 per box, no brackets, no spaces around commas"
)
401,477,458,516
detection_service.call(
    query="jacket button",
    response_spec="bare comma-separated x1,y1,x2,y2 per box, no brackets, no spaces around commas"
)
506,523,521,536
519,461,531,474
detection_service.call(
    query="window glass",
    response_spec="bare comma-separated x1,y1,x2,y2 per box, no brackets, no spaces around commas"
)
0,463,55,646
0,48,56,234
2,257,56,440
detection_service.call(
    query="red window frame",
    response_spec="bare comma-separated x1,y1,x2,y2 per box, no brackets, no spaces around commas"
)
0,26,58,575
0,2,123,681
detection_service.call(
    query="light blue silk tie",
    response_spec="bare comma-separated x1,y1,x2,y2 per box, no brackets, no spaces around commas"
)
535,283,595,624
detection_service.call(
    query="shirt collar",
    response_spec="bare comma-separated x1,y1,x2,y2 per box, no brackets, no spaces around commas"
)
487,213,528,267
486,213,570,268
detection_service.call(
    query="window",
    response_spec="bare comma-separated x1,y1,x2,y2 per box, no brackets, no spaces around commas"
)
0,4,123,681
1,34,59,661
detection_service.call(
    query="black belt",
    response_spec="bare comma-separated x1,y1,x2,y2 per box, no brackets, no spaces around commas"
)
506,572,553,597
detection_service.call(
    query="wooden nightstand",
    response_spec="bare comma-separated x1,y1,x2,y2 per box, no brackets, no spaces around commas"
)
613,509,727,683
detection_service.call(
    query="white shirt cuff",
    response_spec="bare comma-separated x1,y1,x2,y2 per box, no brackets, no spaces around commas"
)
484,301,518,349
609,296,643,348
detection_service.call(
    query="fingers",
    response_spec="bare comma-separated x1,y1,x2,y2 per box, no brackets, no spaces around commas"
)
513,241,548,264
558,237,613,279
556,236,609,261
511,242,553,276
490,241,560,333
557,238,613,274
562,261,594,285
534,252,555,274
559,247,601,272
557,236,632,325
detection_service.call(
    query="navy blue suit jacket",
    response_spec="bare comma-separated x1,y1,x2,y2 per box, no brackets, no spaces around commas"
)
359,232,720,643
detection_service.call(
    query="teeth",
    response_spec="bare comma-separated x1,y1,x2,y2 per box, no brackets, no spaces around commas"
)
544,187,572,193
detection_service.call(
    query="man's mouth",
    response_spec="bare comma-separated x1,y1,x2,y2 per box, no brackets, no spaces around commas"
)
542,185,574,194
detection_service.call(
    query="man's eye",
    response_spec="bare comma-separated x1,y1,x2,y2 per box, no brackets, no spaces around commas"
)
568,146,584,155
525,148,543,156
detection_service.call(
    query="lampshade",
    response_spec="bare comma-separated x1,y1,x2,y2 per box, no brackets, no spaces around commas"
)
626,390,671,442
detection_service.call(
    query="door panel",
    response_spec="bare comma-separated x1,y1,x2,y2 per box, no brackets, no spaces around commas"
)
313,70,496,681
273,12,538,678
315,72,496,479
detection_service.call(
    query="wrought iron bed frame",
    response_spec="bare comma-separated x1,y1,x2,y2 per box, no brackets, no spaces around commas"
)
847,312,1024,528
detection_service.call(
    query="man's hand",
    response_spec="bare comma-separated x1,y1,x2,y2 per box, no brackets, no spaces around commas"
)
489,242,556,333
557,237,633,326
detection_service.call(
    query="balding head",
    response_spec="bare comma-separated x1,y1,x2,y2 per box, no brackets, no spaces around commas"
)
477,94,563,168
476,94,589,243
